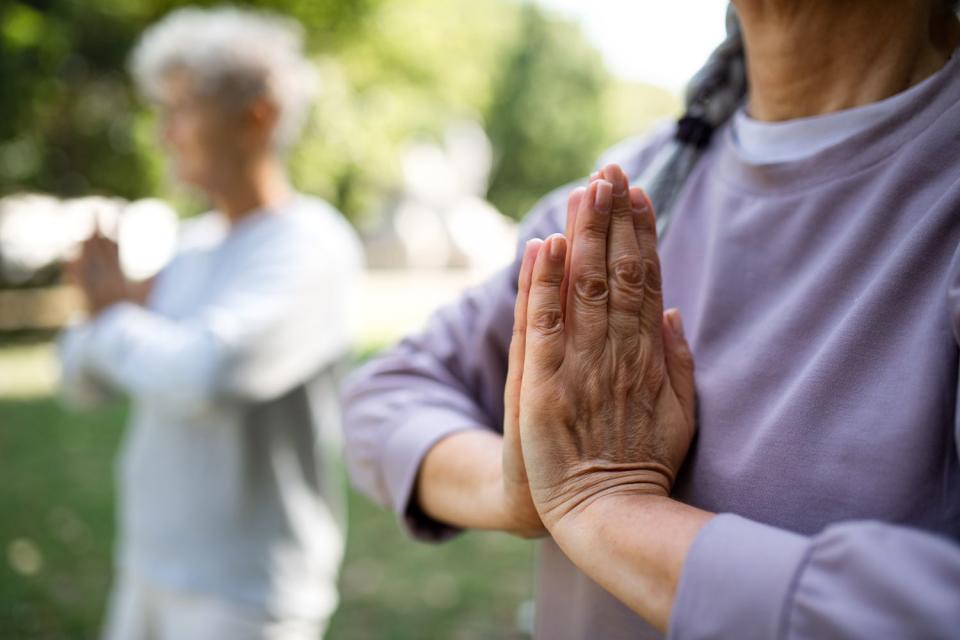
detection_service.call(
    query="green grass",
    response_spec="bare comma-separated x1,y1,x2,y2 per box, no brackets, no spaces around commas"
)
0,344,534,639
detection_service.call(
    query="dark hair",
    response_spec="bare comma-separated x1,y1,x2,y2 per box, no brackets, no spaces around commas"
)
643,6,744,238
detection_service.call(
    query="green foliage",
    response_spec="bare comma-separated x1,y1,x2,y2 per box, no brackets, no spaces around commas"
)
0,2,149,198
0,0,381,203
485,5,610,219
0,0,677,225
290,0,523,225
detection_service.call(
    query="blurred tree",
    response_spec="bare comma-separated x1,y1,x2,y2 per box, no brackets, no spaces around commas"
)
0,0,381,205
484,4,610,220
290,0,524,225
0,0,676,224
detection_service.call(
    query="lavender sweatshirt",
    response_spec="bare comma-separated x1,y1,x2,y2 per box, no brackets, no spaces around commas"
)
341,52,960,639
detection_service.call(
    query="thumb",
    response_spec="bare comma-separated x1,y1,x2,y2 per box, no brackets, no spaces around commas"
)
662,308,696,428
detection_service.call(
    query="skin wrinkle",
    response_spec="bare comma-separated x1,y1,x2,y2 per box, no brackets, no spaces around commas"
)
537,466,676,525
734,0,960,120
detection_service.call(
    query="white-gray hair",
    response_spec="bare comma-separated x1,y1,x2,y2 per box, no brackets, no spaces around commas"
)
128,6,317,151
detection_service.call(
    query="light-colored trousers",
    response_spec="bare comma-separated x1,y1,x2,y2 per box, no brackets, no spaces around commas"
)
102,572,326,640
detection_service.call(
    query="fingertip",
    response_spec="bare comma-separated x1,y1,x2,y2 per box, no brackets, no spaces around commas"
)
665,308,686,341
602,163,628,196
525,237,545,258
594,179,613,213
545,233,567,263
601,162,623,177
634,187,657,220
520,238,544,281
568,186,587,211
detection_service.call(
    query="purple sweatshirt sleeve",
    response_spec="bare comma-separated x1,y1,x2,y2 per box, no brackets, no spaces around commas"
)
340,186,570,540
669,515,960,639
670,245,960,639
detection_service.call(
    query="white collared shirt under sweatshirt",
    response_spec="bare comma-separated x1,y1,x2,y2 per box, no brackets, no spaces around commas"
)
58,195,363,621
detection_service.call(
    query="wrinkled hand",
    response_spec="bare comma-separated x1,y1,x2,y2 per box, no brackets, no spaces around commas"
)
66,231,131,316
514,164,697,533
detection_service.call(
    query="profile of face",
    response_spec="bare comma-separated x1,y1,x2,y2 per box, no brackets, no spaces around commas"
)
156,71,276,193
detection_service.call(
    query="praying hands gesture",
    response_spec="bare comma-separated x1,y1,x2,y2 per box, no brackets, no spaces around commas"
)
504,164,713,631
66,231,149,316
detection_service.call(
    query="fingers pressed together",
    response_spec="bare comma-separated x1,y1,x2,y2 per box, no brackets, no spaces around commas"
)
519,163,670,378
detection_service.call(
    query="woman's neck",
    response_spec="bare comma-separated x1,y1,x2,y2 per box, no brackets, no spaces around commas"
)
212,156,292,225
735,0,960,121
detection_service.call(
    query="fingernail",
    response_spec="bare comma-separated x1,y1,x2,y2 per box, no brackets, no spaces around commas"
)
667,310,685,339
595,180,612,212
548,234,566,261
606,166,627,196
629,186,648,211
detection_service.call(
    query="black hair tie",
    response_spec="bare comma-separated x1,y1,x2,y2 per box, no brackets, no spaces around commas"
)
676,114,715,150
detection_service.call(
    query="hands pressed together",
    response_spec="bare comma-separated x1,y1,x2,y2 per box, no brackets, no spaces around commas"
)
372,162,708,625
500,162,699,542
66,231,149,316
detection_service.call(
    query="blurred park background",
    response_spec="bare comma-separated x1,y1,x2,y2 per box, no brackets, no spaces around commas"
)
0,0,724,637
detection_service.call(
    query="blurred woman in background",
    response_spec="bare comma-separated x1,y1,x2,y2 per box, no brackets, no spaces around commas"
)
59,7,362,639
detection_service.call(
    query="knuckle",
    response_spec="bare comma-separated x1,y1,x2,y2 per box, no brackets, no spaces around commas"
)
581,213,609,238
610,256,646,290
574,273,609,305
642,257,662,294
532,307,564,335
611,204,634,221
534,265,564,286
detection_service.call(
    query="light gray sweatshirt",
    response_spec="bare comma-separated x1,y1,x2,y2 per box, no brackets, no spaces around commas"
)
59,196,363,620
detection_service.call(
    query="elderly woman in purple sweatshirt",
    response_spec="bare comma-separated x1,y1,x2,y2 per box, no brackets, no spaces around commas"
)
343,1,960,638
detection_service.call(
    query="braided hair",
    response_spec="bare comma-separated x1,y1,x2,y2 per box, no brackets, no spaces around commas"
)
640,5,745,239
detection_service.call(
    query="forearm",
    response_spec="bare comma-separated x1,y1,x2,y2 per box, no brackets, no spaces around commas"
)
82,303,221,407
415,429,515,533
551,494,713,632
57,323,117,408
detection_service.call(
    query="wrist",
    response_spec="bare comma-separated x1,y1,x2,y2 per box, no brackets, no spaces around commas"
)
415,429,518,533
483,449,545,538
534,464,674,532
548,492,712,632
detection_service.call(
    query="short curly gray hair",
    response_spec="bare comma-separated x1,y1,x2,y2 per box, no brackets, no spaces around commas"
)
129,6,317,151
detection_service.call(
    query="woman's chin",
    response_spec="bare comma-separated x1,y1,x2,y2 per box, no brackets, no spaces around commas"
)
174,168,211,192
